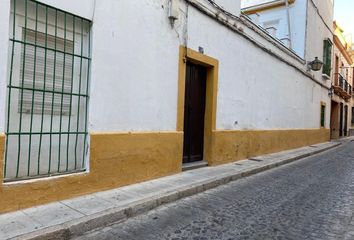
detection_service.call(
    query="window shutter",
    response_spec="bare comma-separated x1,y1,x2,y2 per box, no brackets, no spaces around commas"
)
326,39,332,76
322,40,328,75
322,39,332,76
19,28,73,115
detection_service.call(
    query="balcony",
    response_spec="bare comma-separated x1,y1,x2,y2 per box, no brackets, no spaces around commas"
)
333,73,352,101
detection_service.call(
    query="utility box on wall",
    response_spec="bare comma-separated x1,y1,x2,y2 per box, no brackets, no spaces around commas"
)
169,0,179,21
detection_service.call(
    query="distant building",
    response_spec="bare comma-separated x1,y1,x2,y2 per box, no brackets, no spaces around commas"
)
241,0,334,60
330,21,354,139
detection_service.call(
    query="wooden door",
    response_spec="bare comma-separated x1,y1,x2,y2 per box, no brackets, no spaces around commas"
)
344,105,348,136
183,62,207,163
330,101,339,139
340,103,344,137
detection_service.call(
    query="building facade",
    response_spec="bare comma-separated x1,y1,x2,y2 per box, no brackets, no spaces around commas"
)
0,0,333,213
241,0,305,57
330,22,354,139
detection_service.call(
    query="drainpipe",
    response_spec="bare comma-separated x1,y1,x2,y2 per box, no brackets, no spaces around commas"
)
285,0,292,49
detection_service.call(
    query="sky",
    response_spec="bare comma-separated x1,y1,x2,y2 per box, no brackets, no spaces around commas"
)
334,0,354,36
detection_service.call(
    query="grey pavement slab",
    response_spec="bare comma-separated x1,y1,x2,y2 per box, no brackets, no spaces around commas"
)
119,179,177,197
310,142,336,148
93,188,142,207
251,146,313,161
0,211,42,240
0,140,343,240
233,159,261,166
22,202,84,227
61,195,114,216
252,142,340,163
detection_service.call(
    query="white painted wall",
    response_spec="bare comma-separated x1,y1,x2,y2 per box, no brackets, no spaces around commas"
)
305,0,334,81
89,0,183,132
187,6,331,130
311,0,333,28
1,0,333,133
241,0,334,86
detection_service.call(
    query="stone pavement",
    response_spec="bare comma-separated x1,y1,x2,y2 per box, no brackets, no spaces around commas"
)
0,140,344,240
76,138,354,240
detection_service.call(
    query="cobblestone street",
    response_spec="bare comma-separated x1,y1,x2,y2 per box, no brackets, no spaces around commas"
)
76,141,354,240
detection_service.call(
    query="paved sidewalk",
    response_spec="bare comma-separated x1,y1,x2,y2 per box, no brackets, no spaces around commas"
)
0,140,344,240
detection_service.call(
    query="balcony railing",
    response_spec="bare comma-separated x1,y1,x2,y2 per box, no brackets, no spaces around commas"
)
333,73,352,100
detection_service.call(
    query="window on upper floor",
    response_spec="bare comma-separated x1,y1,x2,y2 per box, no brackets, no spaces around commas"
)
262,20,279,38
322,39,333,76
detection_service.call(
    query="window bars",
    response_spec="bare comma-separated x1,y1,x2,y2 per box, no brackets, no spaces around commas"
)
4,0,91,181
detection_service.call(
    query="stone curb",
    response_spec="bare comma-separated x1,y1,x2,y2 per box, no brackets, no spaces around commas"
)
13,142,342,240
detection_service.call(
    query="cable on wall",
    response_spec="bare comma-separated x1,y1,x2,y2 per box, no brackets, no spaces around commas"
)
308,0,333,34
184,0,330,90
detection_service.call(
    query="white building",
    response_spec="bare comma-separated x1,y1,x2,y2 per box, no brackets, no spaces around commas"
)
242,0,334,61
330,21,354,139
0,0,333,213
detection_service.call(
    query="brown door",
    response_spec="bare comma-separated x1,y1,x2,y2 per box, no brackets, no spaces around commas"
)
330,101,339,139
335,56,339,84
344,105,348,136
340,103,344,137
183,62,207,163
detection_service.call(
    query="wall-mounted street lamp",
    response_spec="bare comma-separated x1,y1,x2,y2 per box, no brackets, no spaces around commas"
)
328,86,334,98
307,57,323,71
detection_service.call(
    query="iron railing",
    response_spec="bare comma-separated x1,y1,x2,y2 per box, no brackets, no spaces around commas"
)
334,73,352,96
4,0,91,181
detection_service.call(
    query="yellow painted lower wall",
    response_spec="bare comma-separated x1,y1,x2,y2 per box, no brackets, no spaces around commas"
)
0,128,329,213
0,132,183,213
209,129,330,166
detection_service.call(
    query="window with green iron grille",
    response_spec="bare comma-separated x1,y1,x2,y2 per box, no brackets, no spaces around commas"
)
4,0,92,181
322,39,332,76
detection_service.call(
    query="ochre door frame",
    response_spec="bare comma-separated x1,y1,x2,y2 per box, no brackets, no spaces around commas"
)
177,46,219,164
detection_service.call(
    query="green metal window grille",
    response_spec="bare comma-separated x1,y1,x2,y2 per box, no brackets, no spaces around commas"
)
4,0,92,181
320,105,325,128
322,39,332,76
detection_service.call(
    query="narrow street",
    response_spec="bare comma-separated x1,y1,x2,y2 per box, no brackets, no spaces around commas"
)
76,140,354,240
